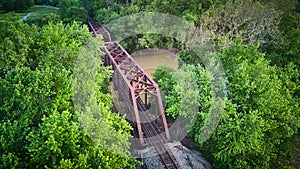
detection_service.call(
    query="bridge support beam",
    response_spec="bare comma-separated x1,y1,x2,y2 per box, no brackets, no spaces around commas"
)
101,41,170,145
131,91,144,144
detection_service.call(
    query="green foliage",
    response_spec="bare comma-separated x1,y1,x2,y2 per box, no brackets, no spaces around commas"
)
156,35,299,168
25,13,61,27
165,64,200,119
280,12,300,33
147,0,205,23
187,65,213,137
0,0,34,12
208,38,300,169
0,16,137,168
58,0,88,24
212,103,268,169
0,119,30,168
152,65,176,113
26,110,82,168
63,6,88,24
277,27,300,66
153,64,212,129
199,0,282,50
1,1,299,168
91,0,216,52
178,50,202,66
0,13,37,76
266,9,300,67
34,0,59,6
73,37,133,158
94,3,123,25
79,0,94,16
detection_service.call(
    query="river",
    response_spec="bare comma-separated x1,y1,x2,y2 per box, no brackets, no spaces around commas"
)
131,48,179,76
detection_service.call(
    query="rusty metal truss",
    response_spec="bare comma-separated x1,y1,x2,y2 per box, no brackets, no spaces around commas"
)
87,20,170,145
88,20,111,42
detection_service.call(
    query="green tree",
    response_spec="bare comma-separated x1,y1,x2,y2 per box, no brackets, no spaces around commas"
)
25,13,61,27
26,110,135,169
34,0,59,6
0,13,37,76
58,0,88,24
0,0,33,12
153,63,214,138
94,3,123,25
208,38,300,169
197,0,282,50
26,110,86,168
0,15,138,168
156,37,299,168
265,4,300,67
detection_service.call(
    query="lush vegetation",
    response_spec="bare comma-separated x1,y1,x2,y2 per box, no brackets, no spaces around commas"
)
0,13,137,168
0,0,34,12
151,1,299,169
0,0,299,169
91,0,300,168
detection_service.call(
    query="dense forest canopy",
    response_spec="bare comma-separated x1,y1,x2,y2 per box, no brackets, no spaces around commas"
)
0,12,137,168
0,0,299,169
0,0,34,12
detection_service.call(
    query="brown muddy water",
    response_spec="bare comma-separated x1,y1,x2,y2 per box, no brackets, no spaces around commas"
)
131,48,179,75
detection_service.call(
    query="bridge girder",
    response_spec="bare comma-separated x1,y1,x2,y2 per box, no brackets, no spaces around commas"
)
104,42,170,144
88,21,170,145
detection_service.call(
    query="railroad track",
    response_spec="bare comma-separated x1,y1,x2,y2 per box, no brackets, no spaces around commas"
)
88,20,180,169
87,20,111,42
137,98,180,169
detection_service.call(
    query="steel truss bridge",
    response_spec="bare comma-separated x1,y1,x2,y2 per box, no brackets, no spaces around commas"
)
88,20,180,169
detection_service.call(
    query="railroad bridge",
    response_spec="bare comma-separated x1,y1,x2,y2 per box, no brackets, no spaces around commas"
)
88,20,170,145
88,20,181,169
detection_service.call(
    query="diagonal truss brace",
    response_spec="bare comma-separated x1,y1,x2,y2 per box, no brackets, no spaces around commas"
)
103,41,170,144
